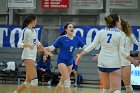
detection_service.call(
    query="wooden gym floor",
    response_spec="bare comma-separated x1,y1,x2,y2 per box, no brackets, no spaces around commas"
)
0,84,140,93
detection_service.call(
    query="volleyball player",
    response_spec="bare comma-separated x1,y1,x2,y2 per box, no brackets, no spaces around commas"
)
13,14,52,93
46,23,85,93
120,19,140,93
76,14,139,93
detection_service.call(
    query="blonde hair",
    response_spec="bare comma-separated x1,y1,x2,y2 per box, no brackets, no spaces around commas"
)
121,19,132,37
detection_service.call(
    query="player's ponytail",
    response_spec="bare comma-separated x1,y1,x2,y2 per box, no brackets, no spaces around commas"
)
121,19,132,37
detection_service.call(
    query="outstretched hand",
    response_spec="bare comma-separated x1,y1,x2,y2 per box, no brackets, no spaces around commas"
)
75,55,81,65
45,47,50,51
44,50,54,57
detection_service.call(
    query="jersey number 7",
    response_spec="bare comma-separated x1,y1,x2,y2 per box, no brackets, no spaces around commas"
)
107,34,112,43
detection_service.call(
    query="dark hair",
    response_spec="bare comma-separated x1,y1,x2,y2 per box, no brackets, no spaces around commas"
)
60,31,66,36
40,52,50,61
22,14,37,29
60,23,73,35
104,14,120,28
121,19,132,37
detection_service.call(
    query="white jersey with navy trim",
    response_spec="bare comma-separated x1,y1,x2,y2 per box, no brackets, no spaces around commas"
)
121,34,140,66
84,28,128,68
18,28,41,61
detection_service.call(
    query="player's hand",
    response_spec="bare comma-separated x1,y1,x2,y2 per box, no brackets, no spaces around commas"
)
28,44,34,50
44,50,54,57
45,47,50,51
75,54,81,65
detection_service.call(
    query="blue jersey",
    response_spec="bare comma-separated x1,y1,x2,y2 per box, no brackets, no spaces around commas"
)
53,35,84,65
36,60,51,71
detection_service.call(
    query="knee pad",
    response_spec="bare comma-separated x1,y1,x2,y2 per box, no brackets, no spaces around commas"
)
13,90,17,93
58,79,64,87
102,88,110,93
64,79,71,88
125,85,133,92
30,78,38,86
114,90,121,93
24,81,30,87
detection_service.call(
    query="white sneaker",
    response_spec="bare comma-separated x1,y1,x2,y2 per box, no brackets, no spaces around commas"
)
47,80,52,85
74,83,78,87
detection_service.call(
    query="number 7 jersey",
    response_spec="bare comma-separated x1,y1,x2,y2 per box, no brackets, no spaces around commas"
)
84,28,128,68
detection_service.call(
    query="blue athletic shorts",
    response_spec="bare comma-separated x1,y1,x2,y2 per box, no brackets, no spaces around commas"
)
57,58,73,66
72,65,78,70
98,67,120,73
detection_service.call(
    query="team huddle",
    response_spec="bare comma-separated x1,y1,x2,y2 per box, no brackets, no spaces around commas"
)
13,14,140,93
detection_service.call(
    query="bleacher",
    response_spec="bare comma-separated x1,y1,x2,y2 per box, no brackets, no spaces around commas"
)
0,47,100,85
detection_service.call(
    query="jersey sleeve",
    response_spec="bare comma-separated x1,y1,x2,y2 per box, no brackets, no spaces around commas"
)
17,29,27,48
47,37,62,51
130,34,140,47
53,36,62,48
47,45,56,51
119,34,129,57
84,31,100,52
35,30,41,46
36,38,41,46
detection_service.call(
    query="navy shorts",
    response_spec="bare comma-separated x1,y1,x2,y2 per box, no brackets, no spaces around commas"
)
57,58,73,66
98,67,120,73
72,65,78,70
